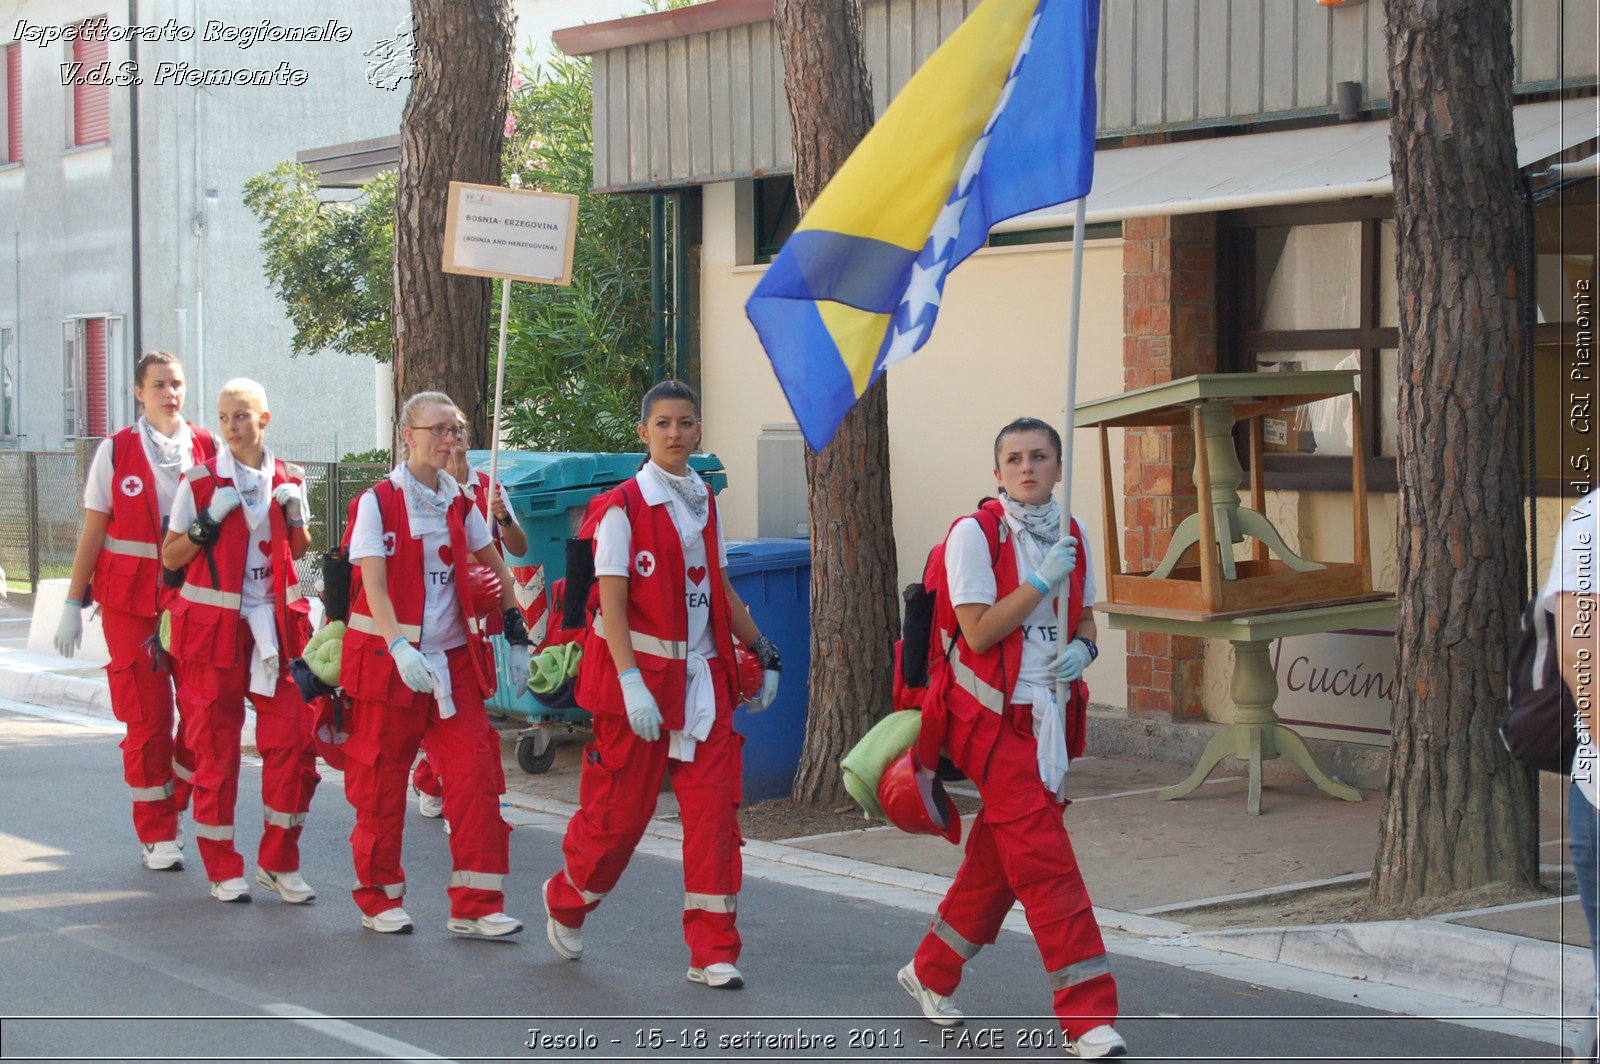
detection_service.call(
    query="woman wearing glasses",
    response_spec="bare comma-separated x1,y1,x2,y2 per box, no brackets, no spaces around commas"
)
336,392,531,936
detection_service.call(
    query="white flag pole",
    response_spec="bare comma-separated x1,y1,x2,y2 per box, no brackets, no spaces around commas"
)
488,280,511,496
1055,196,1088,714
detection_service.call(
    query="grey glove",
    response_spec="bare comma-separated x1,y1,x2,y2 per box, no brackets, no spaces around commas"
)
206,486,243,525
390,639,435,694
272,483,307,527
1026,536,1079,594
619,668,662,742
505,644,531,696
54,599,83,659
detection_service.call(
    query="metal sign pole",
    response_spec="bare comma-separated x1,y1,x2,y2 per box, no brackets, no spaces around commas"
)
488,280,511,495
1055,196,1088,713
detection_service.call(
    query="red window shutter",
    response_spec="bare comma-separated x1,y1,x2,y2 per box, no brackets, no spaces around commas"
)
5,45,20,164
71,35,108,146
85,318,107,437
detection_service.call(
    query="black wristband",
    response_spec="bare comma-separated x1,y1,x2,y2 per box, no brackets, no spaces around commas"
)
750,634,781,672
1073,636,1099,663
496,514,513,528
502,607,531,646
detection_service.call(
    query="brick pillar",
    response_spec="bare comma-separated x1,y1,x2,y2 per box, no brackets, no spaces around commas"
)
1120,214,1218,720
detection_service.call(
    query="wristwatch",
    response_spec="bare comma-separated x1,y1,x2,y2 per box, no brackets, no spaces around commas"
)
1073,636,1099,663
496,514,513,528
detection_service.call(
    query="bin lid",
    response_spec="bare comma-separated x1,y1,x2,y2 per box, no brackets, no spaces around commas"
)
468,451,726,493
725,537,812,576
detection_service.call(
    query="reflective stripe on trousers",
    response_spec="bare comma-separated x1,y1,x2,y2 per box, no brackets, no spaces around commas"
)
449,870,504,891
262,807,307,830
192,822,235,841
932,918,983,960
1047,953,1111,991
684,892,737,914
130,781,175,803
565,869,607,905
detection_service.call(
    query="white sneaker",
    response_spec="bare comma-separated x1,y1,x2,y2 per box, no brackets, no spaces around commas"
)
1066,1025,1127,1058
897,963,964,1027
442,818,452,836
361,908,415,934
141,840,184,871
686,962,744,989
255,868,316,904
447,911,524,939
414,785,444,819
543,879,583,960
210,877,252,903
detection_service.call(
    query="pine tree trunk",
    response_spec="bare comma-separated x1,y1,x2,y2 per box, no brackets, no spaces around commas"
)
392,0,513,449
1372,0,1539,910
775,0,899,806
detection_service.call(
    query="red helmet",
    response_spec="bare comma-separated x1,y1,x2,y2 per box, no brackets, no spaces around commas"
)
877,749,961,844
312,697,350,771
733,645,765,705
465,563,503,621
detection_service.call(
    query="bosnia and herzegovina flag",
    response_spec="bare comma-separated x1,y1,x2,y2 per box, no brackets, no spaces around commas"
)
745,0,1100,452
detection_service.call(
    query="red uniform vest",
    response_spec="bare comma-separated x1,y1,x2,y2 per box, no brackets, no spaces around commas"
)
339,478,497,707
93,423,217,617
465,470,503,546
574,477,738,729
167,455,307,669
918,501,1089,769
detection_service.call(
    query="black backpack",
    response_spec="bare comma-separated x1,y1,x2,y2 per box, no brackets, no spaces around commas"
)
1501,595,1581,775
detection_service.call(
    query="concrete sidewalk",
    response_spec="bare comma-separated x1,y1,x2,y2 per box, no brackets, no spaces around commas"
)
4,595,1588,1053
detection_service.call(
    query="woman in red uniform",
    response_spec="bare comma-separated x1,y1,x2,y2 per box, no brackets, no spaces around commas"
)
56,351,216,871
162,378,320,905
338,391,530,936
543,380,780,989
897,418,1125,1058
411,414,526,821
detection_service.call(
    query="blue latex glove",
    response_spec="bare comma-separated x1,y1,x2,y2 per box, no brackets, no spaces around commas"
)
505,644,531,695
1025,536,1079,594
1047,640,1094,683
619,668,662,742
390,639,435,694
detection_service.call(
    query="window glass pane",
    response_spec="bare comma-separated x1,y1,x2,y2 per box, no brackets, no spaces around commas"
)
1379,348,1399,457
1254,350,1362,456
1254,222,1362,331
0,327,14,437
1533,200,1597,323
1379,219,1398,328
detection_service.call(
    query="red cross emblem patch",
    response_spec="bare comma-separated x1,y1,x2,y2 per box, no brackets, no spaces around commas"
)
633,550,657,578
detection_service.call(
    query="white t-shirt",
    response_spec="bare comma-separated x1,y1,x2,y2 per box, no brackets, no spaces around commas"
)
82,421,198,524
1540,491,1599,808
348,474,493,653
945,515,1098,697
462,475,522,537
593,465,729,659
169,449,301,614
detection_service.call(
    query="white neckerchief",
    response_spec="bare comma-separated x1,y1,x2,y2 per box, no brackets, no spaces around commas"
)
216,446,274,526
245,602,281,697
139,416,191,474
1018,680,1072,800
999,491,1062,555
642,460,709,543
390,464,460,538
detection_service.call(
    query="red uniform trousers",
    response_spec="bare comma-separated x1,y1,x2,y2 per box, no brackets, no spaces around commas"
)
546,659,743,968
102,604,196,843
176,621,320,880
343,644,510,920
411,723,507,799
912,705,1118,1039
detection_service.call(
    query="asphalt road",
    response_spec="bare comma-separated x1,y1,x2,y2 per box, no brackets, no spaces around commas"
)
0,704,1568,1063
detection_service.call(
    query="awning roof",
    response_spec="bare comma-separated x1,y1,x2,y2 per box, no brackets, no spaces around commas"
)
995,97,1599,233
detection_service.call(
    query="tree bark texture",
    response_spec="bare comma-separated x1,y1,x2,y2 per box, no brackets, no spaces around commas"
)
393,0,513,450
776,0,900,806
1372,0,1538,910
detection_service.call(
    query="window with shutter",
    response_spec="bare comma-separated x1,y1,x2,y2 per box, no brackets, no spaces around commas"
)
85,317,107,437
3,44,20,165
71,31,108,147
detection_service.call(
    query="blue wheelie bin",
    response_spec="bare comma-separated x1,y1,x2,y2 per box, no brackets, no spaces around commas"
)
725,538,812,802
471,450,728,773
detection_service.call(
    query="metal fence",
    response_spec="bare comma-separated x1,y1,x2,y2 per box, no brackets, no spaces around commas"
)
0,449,388,598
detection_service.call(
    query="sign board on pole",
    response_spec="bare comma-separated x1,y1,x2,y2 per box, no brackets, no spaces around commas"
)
1271,626,1396,748
442,181,578,286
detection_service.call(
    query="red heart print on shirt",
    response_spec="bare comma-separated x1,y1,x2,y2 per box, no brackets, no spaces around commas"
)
258,540,271,556
438,545,453,566
687,566,707,586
